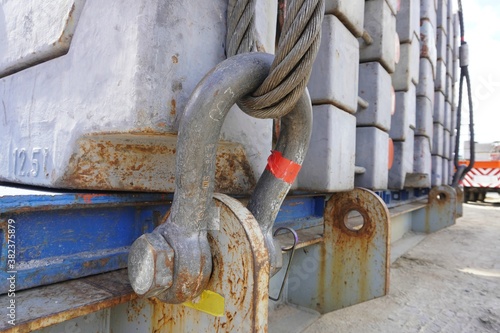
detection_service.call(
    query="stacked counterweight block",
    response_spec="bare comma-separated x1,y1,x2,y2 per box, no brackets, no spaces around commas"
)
300,0,459,193
431,0,458,186
406,0,457,188
389,0,419,189
299,1,364,192
354,0,399,190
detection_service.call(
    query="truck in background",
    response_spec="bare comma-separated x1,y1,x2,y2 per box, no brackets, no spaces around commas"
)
461,141,500,202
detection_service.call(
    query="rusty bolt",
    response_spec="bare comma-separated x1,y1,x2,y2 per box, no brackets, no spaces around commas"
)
128,232,174,297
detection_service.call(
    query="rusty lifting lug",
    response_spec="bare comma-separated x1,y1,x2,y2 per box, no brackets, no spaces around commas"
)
128,52,312,303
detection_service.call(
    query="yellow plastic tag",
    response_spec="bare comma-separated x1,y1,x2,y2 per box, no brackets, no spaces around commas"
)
182,290,225,317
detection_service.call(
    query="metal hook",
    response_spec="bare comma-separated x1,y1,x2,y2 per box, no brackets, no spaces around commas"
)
269,227,298,301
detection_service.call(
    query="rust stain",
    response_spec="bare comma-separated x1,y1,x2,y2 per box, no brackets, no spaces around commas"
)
57,3,76,44
60,133,178,192
420,41,429,57
152,299,187,333
215,146,256,195
60,133,256,194
329,214,370,305
0,221,8,244
315,189,390,312
317,242,327,310
170,99,177,116
149,196,269,331
434,192,449,207
3,294,137,333
77,193,108,204
83,257,110,269
423,186,456,234
171,55,178,64
126,299,146,322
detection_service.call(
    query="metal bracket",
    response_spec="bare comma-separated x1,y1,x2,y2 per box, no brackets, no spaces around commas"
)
146,194,270,332
413,185,458,233
287,188,390,313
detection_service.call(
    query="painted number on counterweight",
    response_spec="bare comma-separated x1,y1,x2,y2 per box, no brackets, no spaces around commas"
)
12,148,49,178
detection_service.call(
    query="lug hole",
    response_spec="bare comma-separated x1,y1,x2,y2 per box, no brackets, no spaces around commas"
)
436,193,447,201
344,209,365,231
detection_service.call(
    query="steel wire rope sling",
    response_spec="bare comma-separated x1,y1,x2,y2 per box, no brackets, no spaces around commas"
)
452,0,475,187
226,0,324,118
225,0,324,276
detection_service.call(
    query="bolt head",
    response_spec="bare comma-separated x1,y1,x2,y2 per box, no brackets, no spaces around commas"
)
128,233,174,297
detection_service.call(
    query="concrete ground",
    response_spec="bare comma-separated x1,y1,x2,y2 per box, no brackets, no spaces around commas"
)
303,196,500,333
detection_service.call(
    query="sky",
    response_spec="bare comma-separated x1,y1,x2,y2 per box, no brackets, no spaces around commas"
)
458,0,500,145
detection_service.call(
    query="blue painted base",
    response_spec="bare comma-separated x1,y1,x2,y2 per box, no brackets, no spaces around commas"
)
0,188,172,293
0,187,327,293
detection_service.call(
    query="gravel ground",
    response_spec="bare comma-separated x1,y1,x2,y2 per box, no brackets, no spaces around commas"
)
303,197,500,333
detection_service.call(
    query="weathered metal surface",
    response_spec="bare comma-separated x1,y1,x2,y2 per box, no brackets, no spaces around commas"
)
131,53,274,304
145,194,269,332
357,62,393,131
455,186,464,217
0,184,324,295
413,185,457,233
128,53,312,303
287,188,390,313
0,192,336,331
0,186,171,293
308,14,360,114
273,196,324,231
0,0,276,192
0,269,135,333
246,90,312,276
404,172,431,188
325,0,365,37
297,105,356,192
0,186,172,213
355,127,390,190
128,233,174,297
0,0,86,78
274,225,324,251
389,128,415,190
59,133,256,194
361,0,397,73
420,20,437,71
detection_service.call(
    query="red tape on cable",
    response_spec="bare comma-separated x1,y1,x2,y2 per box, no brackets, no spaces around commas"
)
266,150,301,184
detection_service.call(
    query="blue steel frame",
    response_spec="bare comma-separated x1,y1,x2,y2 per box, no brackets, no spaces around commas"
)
0,186,325,293
0,188,173,293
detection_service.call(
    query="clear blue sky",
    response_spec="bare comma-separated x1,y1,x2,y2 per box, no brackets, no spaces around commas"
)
458,0,500,145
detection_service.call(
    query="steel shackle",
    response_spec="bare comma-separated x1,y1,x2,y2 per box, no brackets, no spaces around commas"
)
243,92,312,275
128,52,312,303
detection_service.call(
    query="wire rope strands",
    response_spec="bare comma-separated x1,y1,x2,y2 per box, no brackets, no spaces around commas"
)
452,0,475,187
226,0,325,119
